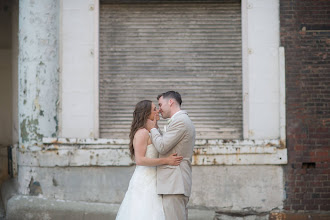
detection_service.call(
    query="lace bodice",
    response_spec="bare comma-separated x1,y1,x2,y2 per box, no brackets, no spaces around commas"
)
134,143,159,177
145,144,159,159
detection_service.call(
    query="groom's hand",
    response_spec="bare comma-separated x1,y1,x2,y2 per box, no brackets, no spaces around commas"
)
145,114,157,132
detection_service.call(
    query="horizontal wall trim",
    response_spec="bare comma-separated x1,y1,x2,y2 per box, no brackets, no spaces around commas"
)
16,138,287,167
42,137,281,147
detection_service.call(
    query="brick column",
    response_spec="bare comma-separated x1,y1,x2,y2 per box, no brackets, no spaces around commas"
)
281,0,330,211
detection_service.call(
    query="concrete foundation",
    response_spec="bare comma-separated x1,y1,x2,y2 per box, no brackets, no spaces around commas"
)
13,164,285,212
215,212,269,220
4,195,217,220
5,195,119,220
17,166,135,203
2,181,216,220
191,166,284,212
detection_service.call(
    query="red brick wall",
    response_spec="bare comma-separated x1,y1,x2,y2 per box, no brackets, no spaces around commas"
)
280,0,330,211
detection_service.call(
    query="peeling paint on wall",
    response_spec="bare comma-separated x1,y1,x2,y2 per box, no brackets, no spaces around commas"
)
20,119,29,143
20,117,43,144
18,0,59,146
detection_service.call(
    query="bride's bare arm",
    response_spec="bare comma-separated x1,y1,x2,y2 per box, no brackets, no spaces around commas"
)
134,129,183,166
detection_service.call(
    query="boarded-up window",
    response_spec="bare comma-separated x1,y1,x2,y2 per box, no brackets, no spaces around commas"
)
100,0,242,139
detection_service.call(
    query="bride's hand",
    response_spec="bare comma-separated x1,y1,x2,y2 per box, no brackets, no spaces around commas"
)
166,153,183,166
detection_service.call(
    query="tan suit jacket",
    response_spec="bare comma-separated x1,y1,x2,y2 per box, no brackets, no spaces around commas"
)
150,110,195,197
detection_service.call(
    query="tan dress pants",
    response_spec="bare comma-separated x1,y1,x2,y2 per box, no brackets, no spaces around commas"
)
162,194,189,220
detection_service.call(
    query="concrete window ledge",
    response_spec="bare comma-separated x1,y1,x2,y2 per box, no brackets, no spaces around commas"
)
17,138,287,167
192,139,287,165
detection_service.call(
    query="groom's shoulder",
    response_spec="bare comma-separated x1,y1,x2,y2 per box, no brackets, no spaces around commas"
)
175,111,193,124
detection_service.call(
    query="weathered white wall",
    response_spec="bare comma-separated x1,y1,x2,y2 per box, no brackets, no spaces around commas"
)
191,166,284,211
60,0,97,138
245,0,280,139
17,166,135,202
15,136,286,211
15,138,286,212
18,0,60,146
16,165,284,212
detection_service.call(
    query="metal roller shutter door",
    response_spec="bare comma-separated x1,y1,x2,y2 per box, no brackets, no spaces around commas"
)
99,0,242,139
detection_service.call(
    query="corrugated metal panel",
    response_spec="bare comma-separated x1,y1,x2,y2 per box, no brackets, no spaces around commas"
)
99,0,242,139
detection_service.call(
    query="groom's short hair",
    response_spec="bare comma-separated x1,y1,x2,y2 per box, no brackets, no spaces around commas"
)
157,91,182,106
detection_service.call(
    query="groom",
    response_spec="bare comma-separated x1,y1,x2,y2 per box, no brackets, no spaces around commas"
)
146,91,196,220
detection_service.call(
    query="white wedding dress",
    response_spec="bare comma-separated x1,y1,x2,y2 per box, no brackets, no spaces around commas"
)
115,144,165,220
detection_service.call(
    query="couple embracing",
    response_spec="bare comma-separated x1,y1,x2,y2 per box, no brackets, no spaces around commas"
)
116,91,196,220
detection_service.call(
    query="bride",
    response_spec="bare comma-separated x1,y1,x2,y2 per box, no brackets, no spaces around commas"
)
116,100,183,220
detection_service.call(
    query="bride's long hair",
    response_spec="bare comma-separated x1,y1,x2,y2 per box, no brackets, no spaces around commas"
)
129,100,152,160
